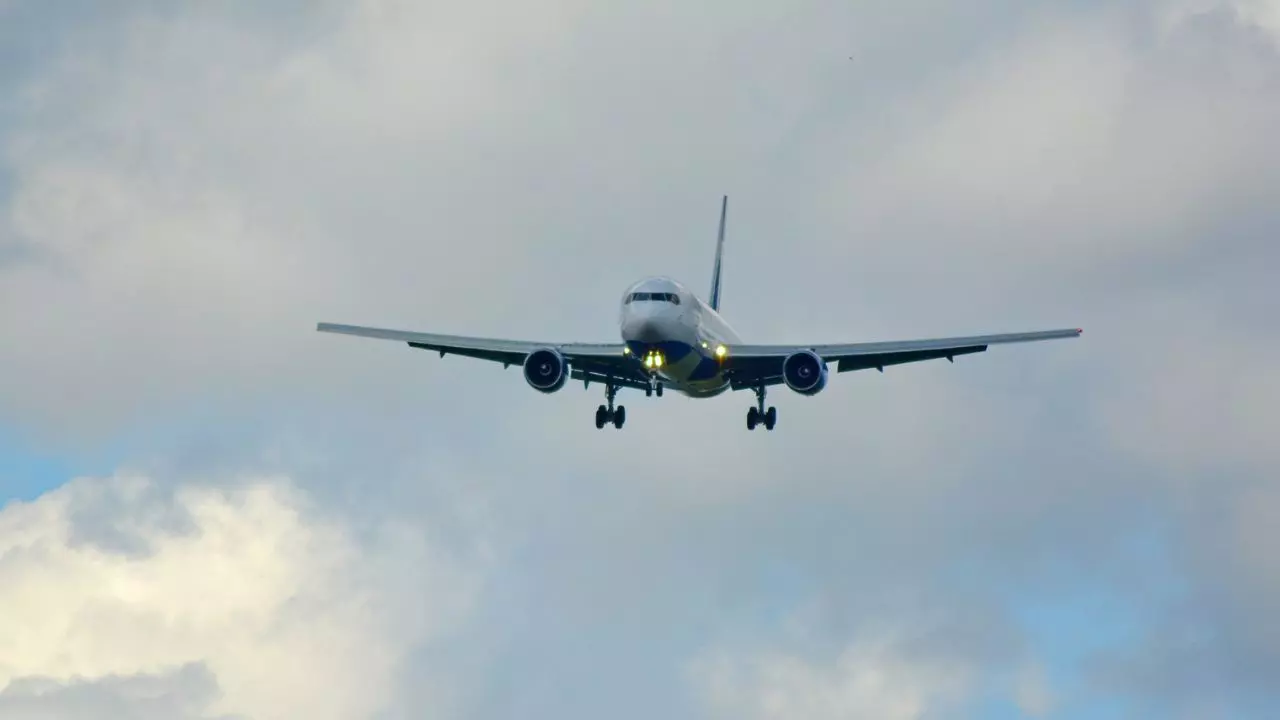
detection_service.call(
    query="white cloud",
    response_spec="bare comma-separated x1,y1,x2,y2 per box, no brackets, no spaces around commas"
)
689,633,974,720
0,474,480,720
831,2,1280,295
0,0,601,439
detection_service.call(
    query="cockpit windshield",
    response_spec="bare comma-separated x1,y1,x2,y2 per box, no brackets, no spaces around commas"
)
625,292,680,305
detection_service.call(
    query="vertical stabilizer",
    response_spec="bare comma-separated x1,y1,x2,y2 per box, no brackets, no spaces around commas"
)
709,195,727,311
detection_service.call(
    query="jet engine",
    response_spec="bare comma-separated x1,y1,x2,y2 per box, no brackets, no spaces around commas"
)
523,348,568,393
782,349,828,395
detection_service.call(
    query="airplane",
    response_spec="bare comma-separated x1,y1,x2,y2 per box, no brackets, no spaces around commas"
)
317,196,1081,431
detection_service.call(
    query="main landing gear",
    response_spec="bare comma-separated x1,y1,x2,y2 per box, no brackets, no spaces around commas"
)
595,382,625,429
746,385,777,431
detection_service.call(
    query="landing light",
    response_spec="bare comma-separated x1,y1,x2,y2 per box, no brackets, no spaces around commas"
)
715,344,727,358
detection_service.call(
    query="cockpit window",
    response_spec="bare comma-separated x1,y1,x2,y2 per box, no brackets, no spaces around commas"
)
626,292,680,305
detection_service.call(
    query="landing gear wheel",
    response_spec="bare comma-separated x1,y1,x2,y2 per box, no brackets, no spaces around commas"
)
747,406,759,431
656,384,664,397
597,382,625,429
764,406,777,431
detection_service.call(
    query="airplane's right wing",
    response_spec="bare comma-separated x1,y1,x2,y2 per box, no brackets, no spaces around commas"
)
316,322,652,390
718,328,1082,390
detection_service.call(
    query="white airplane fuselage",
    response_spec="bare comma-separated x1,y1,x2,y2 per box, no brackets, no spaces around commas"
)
619,276,741,398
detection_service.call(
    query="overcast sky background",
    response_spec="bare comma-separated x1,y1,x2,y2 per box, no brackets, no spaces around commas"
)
1,1,1278,718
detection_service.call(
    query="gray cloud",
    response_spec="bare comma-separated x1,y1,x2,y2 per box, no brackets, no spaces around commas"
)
0,663,238,720
2,0,1279,718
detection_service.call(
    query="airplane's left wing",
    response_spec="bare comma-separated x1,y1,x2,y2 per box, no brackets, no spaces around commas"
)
719,328,1082,390
316,322,651,390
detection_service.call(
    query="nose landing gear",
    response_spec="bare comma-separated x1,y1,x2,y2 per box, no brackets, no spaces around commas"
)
746,386,776,431
595,382,626,429
644,374,664,398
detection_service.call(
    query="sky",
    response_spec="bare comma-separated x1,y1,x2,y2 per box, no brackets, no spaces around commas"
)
1,0,1278,718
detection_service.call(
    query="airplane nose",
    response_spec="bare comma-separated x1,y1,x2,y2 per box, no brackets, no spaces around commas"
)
623,315,665,342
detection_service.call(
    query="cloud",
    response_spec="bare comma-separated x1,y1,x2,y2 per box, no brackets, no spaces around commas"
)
826,2,1280,306
0,0,602,439
1013,662,1056,718
1,0,1279,718
688,630,975,720
0,473,480,720
0,663,236,720
1166,0,1280,40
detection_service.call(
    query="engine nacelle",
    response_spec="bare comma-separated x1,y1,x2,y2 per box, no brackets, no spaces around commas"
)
782,349,828,395
523,347,568,393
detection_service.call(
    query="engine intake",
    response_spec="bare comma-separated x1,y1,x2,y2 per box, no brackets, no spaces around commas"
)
523,348,567,393
782,349,828,395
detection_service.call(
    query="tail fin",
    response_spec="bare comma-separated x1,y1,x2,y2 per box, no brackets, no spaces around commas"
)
709,195,727,311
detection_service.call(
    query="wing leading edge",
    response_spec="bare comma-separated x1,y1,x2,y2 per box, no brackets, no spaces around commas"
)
315,322,647,386
318,322,1081,393
720,328,1082,390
